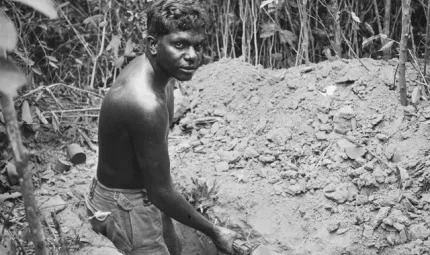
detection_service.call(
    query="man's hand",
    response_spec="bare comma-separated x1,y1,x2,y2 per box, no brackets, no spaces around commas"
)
212,226,240,254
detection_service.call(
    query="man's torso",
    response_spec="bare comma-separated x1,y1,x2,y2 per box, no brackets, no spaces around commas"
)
96,55,175,189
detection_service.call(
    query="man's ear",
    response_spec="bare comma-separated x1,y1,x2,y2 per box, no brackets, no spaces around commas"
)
146,35,158,55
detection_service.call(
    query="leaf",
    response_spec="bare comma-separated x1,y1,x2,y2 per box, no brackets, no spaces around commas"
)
379,40,395,51
0,12,18,52
46,56,58,62
260,23,276,38
106,35,121,57
124,39,136,57
35,107,49,125
31,67,42,75
362,34,381,48
51,111,59,133
0,192,22,205
345,146,366,160
350,11,361,23
12,0,58,19
364,22,374,35
411,86,421,104
21,100,32,124
279,29,296,47
114,56,125,68
83,14,103,26
0,58,27,97
260,0,274,8
48,61,59,69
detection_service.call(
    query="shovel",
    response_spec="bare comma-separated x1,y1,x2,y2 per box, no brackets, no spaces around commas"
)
233,239,280,255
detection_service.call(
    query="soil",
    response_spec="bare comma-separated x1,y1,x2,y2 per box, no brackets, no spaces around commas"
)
1,57,430,255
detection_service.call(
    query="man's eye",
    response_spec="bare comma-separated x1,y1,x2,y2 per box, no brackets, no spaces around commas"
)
195,44,203,50
175,43,185,49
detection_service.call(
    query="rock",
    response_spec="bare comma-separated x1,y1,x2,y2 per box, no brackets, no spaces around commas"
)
338,106,355,119
409,223,430,240
375,133,388,141
280,170,299,179
173,89,191,123
258,155,276,164
371,207,391,229
421,193,430,204
385,144,397,160
336,228,348,235
333,114,352,135
323,183,358,204
371,114,384,126
399,229,409,243
327,222,340,233
211,122,220,134
362,224,374,239
217,151,241,164
392,222,405,232
213,108,227,117
372,166,387,184
244,147,260,158
215,162,229,172
255,117,267,135
319,124,333,132
317,113,329,124
317,98,332,114
266,128,292,146
315,131,328,140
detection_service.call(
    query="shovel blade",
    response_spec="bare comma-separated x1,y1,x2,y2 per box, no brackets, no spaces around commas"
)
251,245,280,255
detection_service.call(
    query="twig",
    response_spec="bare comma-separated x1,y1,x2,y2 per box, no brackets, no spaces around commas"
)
6,228,26,255
77,128,97,152
41,214,58,244
41,108,101,115
51,211,70,255
45,87,64,109
21,83,103,99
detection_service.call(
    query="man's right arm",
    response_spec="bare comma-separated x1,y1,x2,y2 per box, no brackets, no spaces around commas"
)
124,97,236,252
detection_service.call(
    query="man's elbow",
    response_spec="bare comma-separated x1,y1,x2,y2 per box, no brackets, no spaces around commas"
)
147,185,175,204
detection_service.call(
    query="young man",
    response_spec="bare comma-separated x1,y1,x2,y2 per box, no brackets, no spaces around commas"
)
85,0,239,254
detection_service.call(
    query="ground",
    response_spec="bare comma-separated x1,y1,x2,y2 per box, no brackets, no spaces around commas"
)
0,57,430,255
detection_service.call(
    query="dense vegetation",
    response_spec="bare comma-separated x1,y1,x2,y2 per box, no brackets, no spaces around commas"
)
1,0,429,89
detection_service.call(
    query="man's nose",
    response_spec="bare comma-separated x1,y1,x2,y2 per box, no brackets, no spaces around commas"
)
184,46,198,62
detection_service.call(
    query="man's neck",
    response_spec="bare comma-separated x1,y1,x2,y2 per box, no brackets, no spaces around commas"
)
145,53,171,93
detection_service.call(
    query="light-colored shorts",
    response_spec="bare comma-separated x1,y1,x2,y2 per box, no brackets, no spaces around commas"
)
86,178,170,255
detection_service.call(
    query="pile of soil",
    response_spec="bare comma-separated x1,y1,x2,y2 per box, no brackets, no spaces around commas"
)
2,57,429,255
167,57,430,255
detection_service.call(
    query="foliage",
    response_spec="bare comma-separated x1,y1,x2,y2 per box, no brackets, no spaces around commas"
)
0,0,429,86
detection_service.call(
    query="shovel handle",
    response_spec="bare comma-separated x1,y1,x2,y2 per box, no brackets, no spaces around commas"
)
232,239,254,255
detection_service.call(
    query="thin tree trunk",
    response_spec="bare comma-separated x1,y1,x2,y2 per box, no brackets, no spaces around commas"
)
398,0,411,106
0,90,47,255
298,0,310,65
239,0,247,61
330,0,342,57
373,0,383,48
383,0,392,59
424,0,430,81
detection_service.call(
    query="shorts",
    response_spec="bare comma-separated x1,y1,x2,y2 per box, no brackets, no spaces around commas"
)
85,178,170,255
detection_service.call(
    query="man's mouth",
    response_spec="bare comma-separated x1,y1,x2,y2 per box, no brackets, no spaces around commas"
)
179,67,196,73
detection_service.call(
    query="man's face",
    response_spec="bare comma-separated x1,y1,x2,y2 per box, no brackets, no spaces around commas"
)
155,30,205,81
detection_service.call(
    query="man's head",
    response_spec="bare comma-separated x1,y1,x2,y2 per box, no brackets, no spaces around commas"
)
146,0,208,81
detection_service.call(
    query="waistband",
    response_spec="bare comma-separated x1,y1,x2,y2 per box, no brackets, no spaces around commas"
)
91,178,148,194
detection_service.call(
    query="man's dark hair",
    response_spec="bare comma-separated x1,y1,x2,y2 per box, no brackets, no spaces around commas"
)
146,0,208,38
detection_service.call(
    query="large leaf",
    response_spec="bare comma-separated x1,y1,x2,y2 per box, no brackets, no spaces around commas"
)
106,35,121,57
350,11,361,23
260,23,276,38
378,40,395,51
411,86,421,104
260,0,274,8
362,34,381,48
0,58,27,97
83,14,103,26
279,29,296,47
364,22,374,35
12,0,58,19
0,12,18,52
